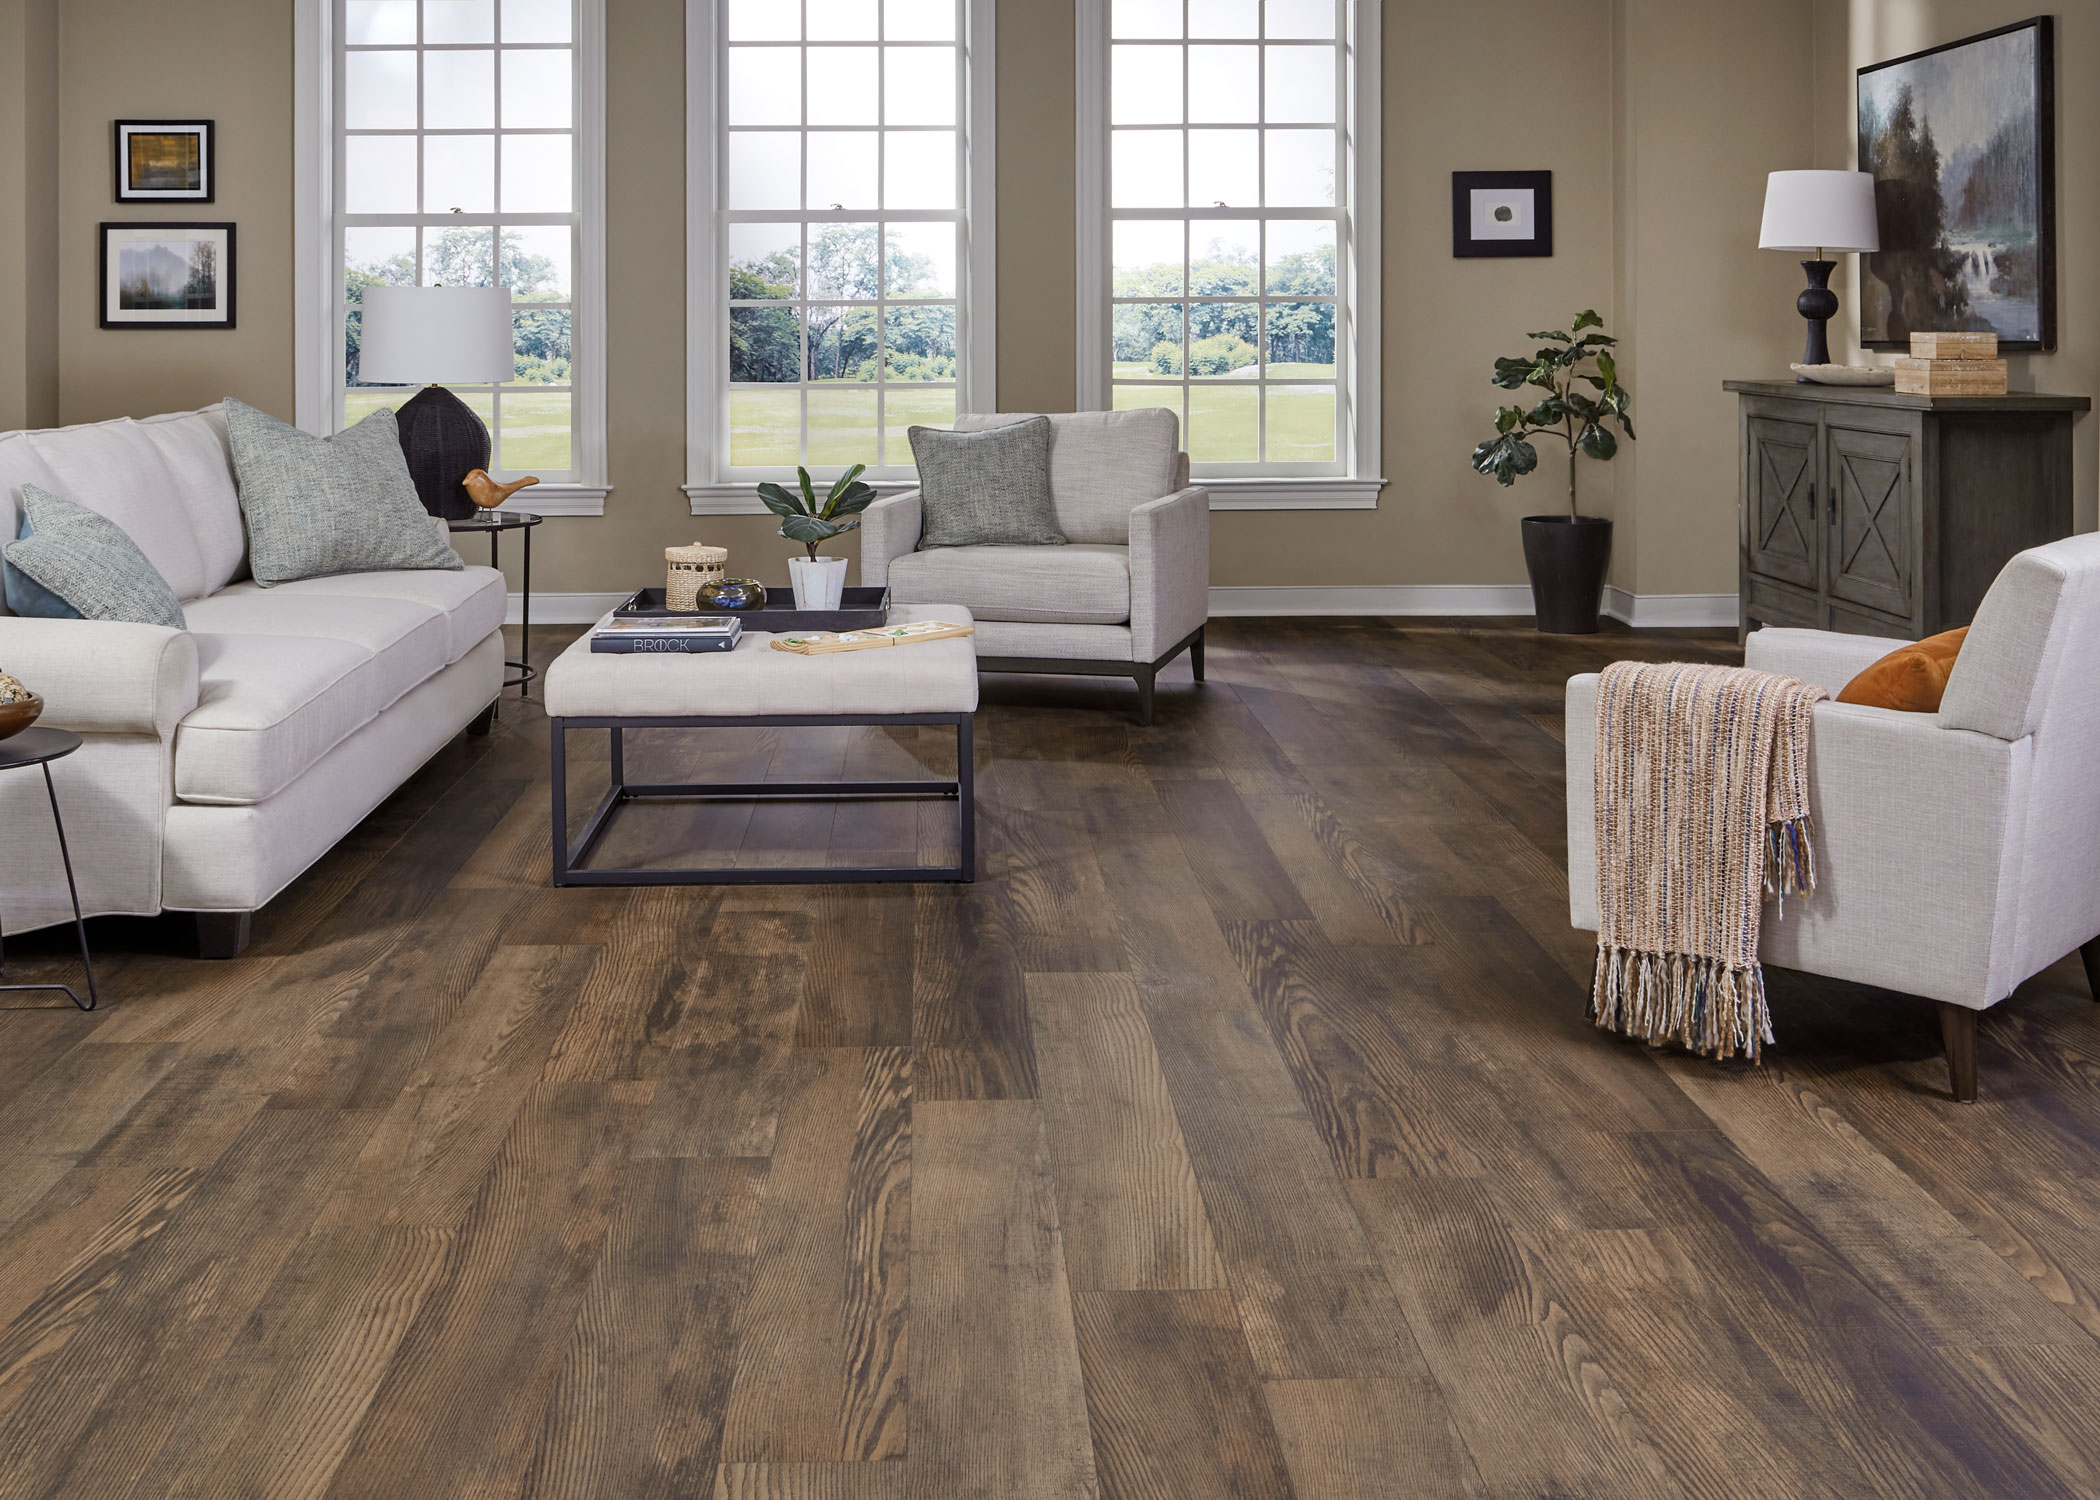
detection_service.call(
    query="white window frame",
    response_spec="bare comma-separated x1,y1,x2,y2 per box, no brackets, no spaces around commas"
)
295,0,611,516
1074,0,1381,511
685,0,998,515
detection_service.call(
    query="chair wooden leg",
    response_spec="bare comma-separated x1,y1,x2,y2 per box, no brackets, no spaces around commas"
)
2081,937,2100,1001
196,910,253,960
467,701,497,737
1938,1002,1979,1103
1190,628,1206,683
1136,666,1157,726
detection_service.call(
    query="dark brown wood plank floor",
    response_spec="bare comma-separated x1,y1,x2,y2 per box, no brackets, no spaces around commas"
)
3,617,2099,1499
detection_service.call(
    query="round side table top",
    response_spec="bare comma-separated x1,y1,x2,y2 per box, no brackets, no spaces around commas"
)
447,510,545,533
0,726,83,770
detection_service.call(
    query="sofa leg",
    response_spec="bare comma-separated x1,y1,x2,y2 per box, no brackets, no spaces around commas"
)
196,910,253,960
1190,628,1206,683
2081,937,2100,1000
1938,1003,1979,1103
1136,666,1156,727
467,701,498,738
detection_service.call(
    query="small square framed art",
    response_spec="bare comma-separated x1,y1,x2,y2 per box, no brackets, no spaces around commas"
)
1452,171,1554,259
114,120,215,202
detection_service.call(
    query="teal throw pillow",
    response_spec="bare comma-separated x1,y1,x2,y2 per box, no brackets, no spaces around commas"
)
223,398,463,586
4,485,185,627
3,511,82,618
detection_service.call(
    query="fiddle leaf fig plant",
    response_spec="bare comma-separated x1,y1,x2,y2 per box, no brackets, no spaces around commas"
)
756,463,880,561
1470,309,1635,519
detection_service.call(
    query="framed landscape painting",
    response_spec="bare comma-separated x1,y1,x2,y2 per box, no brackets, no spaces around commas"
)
1857,17,2054,351
114,120,214,202
99,223,236,330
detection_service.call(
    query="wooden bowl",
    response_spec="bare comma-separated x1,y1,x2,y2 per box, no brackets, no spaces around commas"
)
0,693,44,741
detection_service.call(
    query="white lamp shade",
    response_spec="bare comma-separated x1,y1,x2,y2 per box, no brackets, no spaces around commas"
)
358,286,516,384
1758,170,1880,254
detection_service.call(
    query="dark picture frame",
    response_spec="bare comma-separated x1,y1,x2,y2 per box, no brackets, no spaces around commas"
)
1452,171,1554,259
99,222,236,330
113,120,215,202
1857,16,2054,352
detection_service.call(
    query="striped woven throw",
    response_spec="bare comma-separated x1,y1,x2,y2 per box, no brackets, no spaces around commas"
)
1590,661,1827,1062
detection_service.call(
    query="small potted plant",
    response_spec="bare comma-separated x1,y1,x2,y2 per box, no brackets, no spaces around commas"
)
758,463,879,611
1470,310,1635,634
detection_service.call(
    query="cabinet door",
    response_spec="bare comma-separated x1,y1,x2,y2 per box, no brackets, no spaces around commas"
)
1746,415,1820,589
1825,424,1915,620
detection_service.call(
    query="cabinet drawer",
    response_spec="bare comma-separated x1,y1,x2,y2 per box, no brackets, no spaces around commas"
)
1743,573,1821,630
1828,602,1915,640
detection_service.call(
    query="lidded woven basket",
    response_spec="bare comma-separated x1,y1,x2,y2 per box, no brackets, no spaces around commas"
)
665,543,729,611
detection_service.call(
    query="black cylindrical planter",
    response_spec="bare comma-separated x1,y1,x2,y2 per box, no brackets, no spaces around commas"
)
1520,515,1613,634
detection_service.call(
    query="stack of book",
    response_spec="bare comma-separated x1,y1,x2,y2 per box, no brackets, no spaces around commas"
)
1894,332,2007,396
590,615,743,654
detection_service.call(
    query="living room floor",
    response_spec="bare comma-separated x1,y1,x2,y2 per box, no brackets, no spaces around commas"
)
3,618,2099,1498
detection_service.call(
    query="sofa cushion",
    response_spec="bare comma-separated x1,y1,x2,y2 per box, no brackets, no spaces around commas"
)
173,584,471,805
5,485,187,628
0,434,65,617
889,543,1131,625
137,406,248,596
24,417,213,601
241,566,507,664
955,409,1182,546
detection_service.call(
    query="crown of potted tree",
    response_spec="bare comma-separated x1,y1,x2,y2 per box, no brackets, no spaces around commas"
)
1471,310,1635,634
759,464,879,612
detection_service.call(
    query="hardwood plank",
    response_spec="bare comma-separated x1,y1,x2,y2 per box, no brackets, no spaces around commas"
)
712,1463,911,1500
1261,1379,1488,1500
1028,972,1224,1292
796,888,915,1049
720,1048,911,1464
541,887,720,1083
1152,776,1315,924
913,884,1037,1102
909,1100,1098,1500
319,1080,651,1498
522,1155,768,1499
1072,1289,1294,1500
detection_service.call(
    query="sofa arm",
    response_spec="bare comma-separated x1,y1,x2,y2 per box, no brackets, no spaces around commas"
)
1744,627,1907,697
858,489,923,588
1129,485,1210,662
1567,670,2022,1006
0,617,198,735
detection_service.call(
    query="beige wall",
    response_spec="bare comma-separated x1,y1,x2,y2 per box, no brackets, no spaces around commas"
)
1815,0,2098,531
6,0,2078,604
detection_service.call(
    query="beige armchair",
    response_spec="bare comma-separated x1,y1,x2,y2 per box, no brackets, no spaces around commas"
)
858,409,1209,724
1566,533,2100,1101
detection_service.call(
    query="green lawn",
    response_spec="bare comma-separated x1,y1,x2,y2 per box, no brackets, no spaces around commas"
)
344,388,572,473
1112,382,1336,463
730,386,956,469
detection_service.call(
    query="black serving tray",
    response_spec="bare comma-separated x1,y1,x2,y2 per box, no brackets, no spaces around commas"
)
616,585,891,635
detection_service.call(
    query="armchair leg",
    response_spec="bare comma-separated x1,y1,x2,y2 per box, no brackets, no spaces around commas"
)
1136,666,1157,727
196,910,253,960
1190,628,1206,683
2081,937,2100,1000
1938,1003,1979,1103
467,701,497,738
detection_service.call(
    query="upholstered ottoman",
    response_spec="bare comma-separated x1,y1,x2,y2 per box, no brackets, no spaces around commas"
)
543,603,979,884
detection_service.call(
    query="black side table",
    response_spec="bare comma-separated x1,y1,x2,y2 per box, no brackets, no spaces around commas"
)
0,727,98,1011
448,510,543,694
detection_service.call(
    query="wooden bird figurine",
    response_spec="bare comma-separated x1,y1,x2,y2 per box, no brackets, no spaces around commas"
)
462,470,540,510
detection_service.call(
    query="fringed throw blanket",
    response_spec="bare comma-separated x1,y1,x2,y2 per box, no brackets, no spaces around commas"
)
1591,662,1826,1062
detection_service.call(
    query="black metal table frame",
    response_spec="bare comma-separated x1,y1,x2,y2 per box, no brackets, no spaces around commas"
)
550,712,975,886
0,754,98,1012
448,512,540,695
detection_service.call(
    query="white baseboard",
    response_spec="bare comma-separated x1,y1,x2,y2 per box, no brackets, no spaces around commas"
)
507,585,1742,629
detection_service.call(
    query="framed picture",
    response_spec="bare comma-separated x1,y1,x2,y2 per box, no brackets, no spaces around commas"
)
113,120,214,202
1452,171,1553,258
1857,17,2054,351
99,222,236,330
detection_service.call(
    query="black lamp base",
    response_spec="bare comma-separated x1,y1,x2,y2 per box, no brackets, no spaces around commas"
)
1794,258,1839,378
393,385,491,520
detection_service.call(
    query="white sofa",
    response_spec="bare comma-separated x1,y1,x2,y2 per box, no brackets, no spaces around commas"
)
859,409,1210,725
0,404,504,956
1566,533,2100,1100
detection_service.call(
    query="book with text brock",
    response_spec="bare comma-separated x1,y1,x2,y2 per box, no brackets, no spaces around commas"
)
591,616,743,654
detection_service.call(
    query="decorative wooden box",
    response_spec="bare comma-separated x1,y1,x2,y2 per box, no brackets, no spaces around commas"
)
1906,331,1999,360
1893,357,2009,397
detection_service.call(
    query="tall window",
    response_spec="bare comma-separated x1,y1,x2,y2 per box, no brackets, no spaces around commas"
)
703,0,990,486
1080,0,1379,500
332,0,602,491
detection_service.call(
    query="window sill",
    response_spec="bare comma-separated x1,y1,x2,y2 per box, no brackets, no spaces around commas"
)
1200,476,1385,510
495,483,610,517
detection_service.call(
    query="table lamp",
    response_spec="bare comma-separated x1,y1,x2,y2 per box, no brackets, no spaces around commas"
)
358,285,516,519
1758,170,1880,378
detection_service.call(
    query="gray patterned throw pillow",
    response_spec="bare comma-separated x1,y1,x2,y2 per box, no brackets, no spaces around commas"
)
224,398,463,586
4,485,186,628
908,417,1066,549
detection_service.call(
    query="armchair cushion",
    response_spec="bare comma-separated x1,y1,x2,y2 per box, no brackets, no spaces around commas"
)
889,543,1130,625
956,409,1182,545
1835,627,1967,712
908,418,1066,549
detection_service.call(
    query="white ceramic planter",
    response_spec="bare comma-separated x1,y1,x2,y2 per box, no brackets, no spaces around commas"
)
788,555,848,611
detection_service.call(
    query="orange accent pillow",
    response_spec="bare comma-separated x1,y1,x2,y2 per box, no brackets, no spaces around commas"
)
1836,627,1968,712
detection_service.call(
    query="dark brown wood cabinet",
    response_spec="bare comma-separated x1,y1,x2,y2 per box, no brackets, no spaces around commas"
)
1726,381,2089,640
